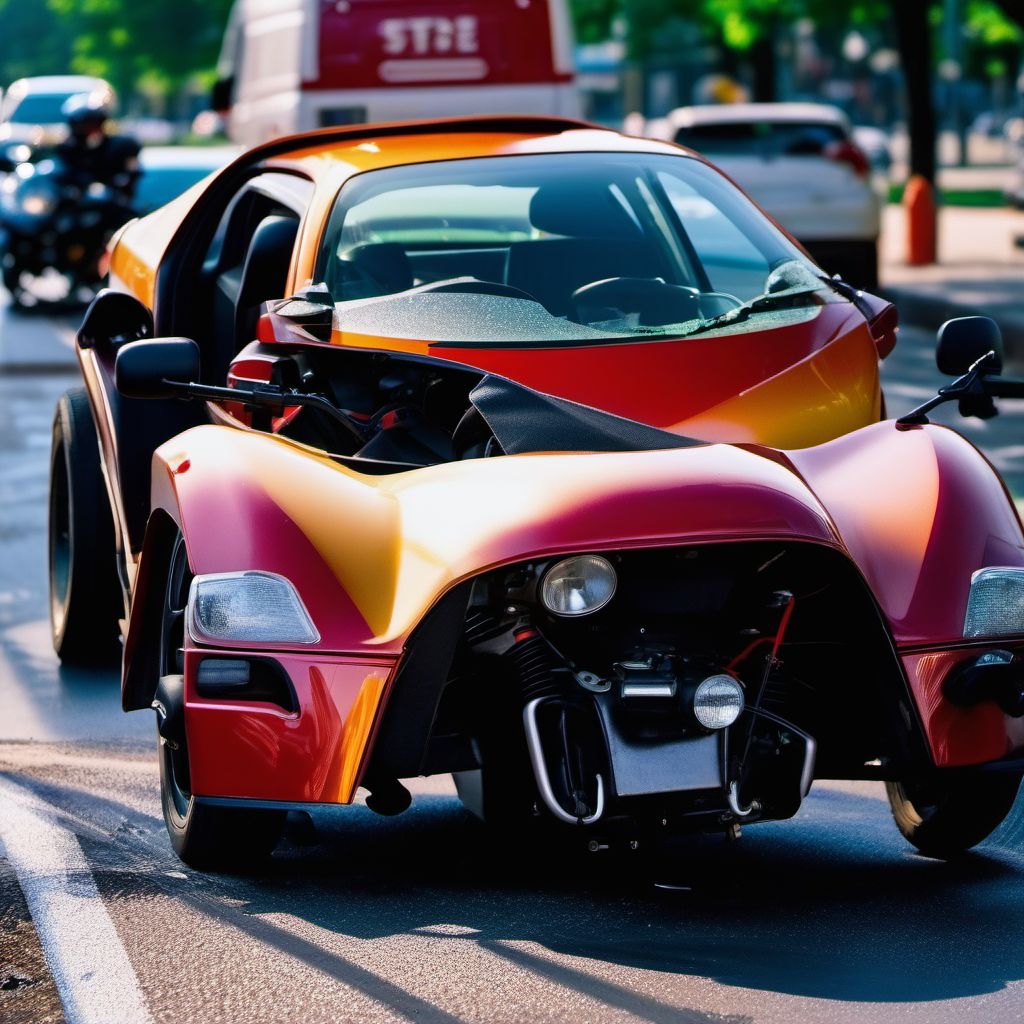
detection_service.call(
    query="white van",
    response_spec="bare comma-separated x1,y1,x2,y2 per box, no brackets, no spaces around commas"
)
215,0,581,146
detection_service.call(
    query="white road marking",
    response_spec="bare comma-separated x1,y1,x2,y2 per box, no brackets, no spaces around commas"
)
0,775,153,1024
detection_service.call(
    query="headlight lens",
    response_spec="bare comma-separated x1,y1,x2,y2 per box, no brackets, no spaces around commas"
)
964,567,1024,638
693,674,745,730
188,571,319,645
540,555,617,617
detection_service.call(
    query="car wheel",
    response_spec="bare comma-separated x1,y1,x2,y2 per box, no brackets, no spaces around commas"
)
886,770,1022,859
157,532,286,870
48,387,121,663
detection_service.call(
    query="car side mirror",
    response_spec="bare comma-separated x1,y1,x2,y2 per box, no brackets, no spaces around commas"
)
115,338,200,399
937,316,1003,376
78,288,154,350
269,282,335,342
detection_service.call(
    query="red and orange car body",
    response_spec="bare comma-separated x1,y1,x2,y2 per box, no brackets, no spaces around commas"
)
109,119,894,449
76,117,1022,814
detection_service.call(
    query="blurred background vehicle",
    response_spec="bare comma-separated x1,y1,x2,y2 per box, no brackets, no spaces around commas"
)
0,143,234,306
0,156,130,306
647,102,880,289
0,75,114,156
851,125,892,173
213,0,580,145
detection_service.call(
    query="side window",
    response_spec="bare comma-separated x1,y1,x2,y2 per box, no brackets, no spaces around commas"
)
657,171,771,299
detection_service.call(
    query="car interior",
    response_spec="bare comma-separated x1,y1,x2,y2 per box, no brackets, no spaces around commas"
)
164,170,315,383
114,155,826,493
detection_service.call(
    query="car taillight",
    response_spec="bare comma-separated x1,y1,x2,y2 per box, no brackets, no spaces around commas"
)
825,140,870,179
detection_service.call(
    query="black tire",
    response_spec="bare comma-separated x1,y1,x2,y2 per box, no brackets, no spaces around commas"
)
886,770,1022,859
157,532,285,870
48,387,121,663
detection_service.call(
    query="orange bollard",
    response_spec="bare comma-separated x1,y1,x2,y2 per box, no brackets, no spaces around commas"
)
904,174,937,266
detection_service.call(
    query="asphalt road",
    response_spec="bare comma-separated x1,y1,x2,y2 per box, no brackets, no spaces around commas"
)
3,308,1024,1024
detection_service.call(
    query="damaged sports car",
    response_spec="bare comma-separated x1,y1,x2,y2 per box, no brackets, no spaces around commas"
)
47,117,1024,868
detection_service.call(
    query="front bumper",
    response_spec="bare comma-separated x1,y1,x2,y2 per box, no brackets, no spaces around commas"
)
902,643,1024,767
183,648,398,804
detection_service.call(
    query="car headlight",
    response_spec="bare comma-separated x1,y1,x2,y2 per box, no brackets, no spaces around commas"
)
540,555,617,617
964,567,1024,638
187,571,319,645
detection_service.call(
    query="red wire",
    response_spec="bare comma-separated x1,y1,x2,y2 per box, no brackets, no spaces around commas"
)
726,594,796,672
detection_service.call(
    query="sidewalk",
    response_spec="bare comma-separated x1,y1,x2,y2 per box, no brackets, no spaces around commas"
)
881,204,1024,363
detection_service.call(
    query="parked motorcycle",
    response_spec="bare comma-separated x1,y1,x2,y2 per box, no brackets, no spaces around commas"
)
0,156,133,306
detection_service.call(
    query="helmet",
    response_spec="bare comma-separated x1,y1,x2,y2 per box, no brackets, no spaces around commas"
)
62,93,111,133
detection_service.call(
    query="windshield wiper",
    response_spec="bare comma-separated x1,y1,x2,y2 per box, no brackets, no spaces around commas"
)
681,284,823,340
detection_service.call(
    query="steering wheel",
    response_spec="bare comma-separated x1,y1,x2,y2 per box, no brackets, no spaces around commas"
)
451,404,503,460
415,278,538,303
569,277,703,326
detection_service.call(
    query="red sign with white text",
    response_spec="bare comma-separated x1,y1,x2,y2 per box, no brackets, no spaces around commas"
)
313,0,569,90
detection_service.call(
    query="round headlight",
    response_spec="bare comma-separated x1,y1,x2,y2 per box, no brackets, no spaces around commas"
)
540,555,617,617
693,674,745,730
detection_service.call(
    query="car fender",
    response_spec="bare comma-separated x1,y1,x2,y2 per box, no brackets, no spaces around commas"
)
790,419,1024,647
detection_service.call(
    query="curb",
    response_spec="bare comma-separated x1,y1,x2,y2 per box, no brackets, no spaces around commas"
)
883,284,1024,368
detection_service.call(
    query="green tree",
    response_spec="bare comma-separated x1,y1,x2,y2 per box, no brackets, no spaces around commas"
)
0,0,75,84
0,0,234,108
47,0,234,105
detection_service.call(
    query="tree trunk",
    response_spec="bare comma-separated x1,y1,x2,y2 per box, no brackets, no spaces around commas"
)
750,23,778,102
893,0,937,183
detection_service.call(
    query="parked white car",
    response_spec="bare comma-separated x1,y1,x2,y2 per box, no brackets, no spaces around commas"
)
647,103,881,289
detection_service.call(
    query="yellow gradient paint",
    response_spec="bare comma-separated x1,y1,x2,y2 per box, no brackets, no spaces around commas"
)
167,425,835,648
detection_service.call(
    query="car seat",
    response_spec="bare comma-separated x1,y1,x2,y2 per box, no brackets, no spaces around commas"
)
505,181,661,315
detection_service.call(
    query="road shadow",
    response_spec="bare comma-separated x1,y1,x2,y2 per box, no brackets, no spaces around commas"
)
193,785,1024,1006
19,762,1024,1014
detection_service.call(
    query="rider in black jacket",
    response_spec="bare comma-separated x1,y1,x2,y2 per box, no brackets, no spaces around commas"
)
56,93,141,202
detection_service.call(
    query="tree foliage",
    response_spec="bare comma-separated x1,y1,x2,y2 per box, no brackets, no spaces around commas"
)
571,0,1023,62
0,0,234,103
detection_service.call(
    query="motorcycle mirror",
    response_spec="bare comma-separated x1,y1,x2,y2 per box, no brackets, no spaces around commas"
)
115,338,200,400
937,316,1003,376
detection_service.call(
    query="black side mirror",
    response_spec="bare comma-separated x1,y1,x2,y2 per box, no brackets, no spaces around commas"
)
78,288,154,350
937,316,1003,376
115,338,200,399
211,76,235,114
